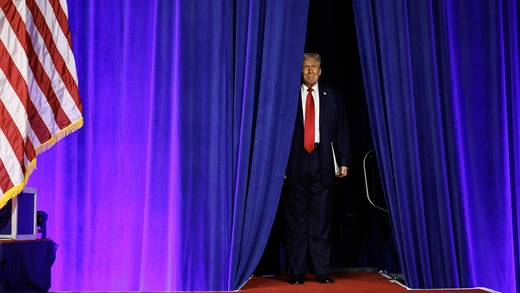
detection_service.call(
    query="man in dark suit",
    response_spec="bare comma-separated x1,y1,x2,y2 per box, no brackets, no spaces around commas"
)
283,52,351,285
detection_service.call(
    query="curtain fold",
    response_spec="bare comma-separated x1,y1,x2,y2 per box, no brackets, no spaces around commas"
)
352,1,520,293
228,2,309,288
27,0,308,291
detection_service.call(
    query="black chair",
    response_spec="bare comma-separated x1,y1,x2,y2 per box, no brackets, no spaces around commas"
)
362,149,388,216
362,148,403,280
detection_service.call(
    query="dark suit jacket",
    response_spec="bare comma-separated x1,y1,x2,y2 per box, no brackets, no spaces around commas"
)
285,83,352,188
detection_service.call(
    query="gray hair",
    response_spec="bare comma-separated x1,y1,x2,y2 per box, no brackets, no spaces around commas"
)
303,52,321,66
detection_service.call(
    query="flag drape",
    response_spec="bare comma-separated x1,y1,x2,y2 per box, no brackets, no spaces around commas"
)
0,0,83,209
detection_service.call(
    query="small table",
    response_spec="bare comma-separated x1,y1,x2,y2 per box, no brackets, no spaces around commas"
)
0,238,57,293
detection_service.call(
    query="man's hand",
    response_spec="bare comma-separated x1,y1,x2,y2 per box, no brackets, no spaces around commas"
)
337,166,349,178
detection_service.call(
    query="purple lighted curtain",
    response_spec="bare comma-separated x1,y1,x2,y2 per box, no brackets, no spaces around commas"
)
352,1,520,293
27,0,309,291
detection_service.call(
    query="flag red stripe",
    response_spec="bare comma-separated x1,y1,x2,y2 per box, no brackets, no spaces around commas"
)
27,0,83,115
0,98,25,175
2,1,72,131
25,0,74,129
0,159,15,194
25,138,36,163
0,41,51,144
49,0,72,48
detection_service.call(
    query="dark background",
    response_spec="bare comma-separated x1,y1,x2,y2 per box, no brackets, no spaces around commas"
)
254,0,402,276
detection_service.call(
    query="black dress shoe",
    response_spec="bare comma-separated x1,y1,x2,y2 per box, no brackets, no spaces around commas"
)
289,274,305,284
316,274,333,284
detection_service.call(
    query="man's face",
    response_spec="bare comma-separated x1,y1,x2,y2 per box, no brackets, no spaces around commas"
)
302,57,322,87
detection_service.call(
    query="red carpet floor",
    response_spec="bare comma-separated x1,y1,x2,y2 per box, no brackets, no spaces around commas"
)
48,273,498,293
239,273,497,293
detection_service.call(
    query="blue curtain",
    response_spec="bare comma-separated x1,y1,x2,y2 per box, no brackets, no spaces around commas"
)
352,1,519,293
27,0,309,291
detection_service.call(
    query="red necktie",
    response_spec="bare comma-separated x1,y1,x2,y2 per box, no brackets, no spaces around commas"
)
304,88,315,153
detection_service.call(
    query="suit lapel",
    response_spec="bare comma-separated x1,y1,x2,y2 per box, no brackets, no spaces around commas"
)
319,86,328,128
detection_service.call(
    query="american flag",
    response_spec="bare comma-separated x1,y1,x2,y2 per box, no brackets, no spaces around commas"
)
0,0,83,209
